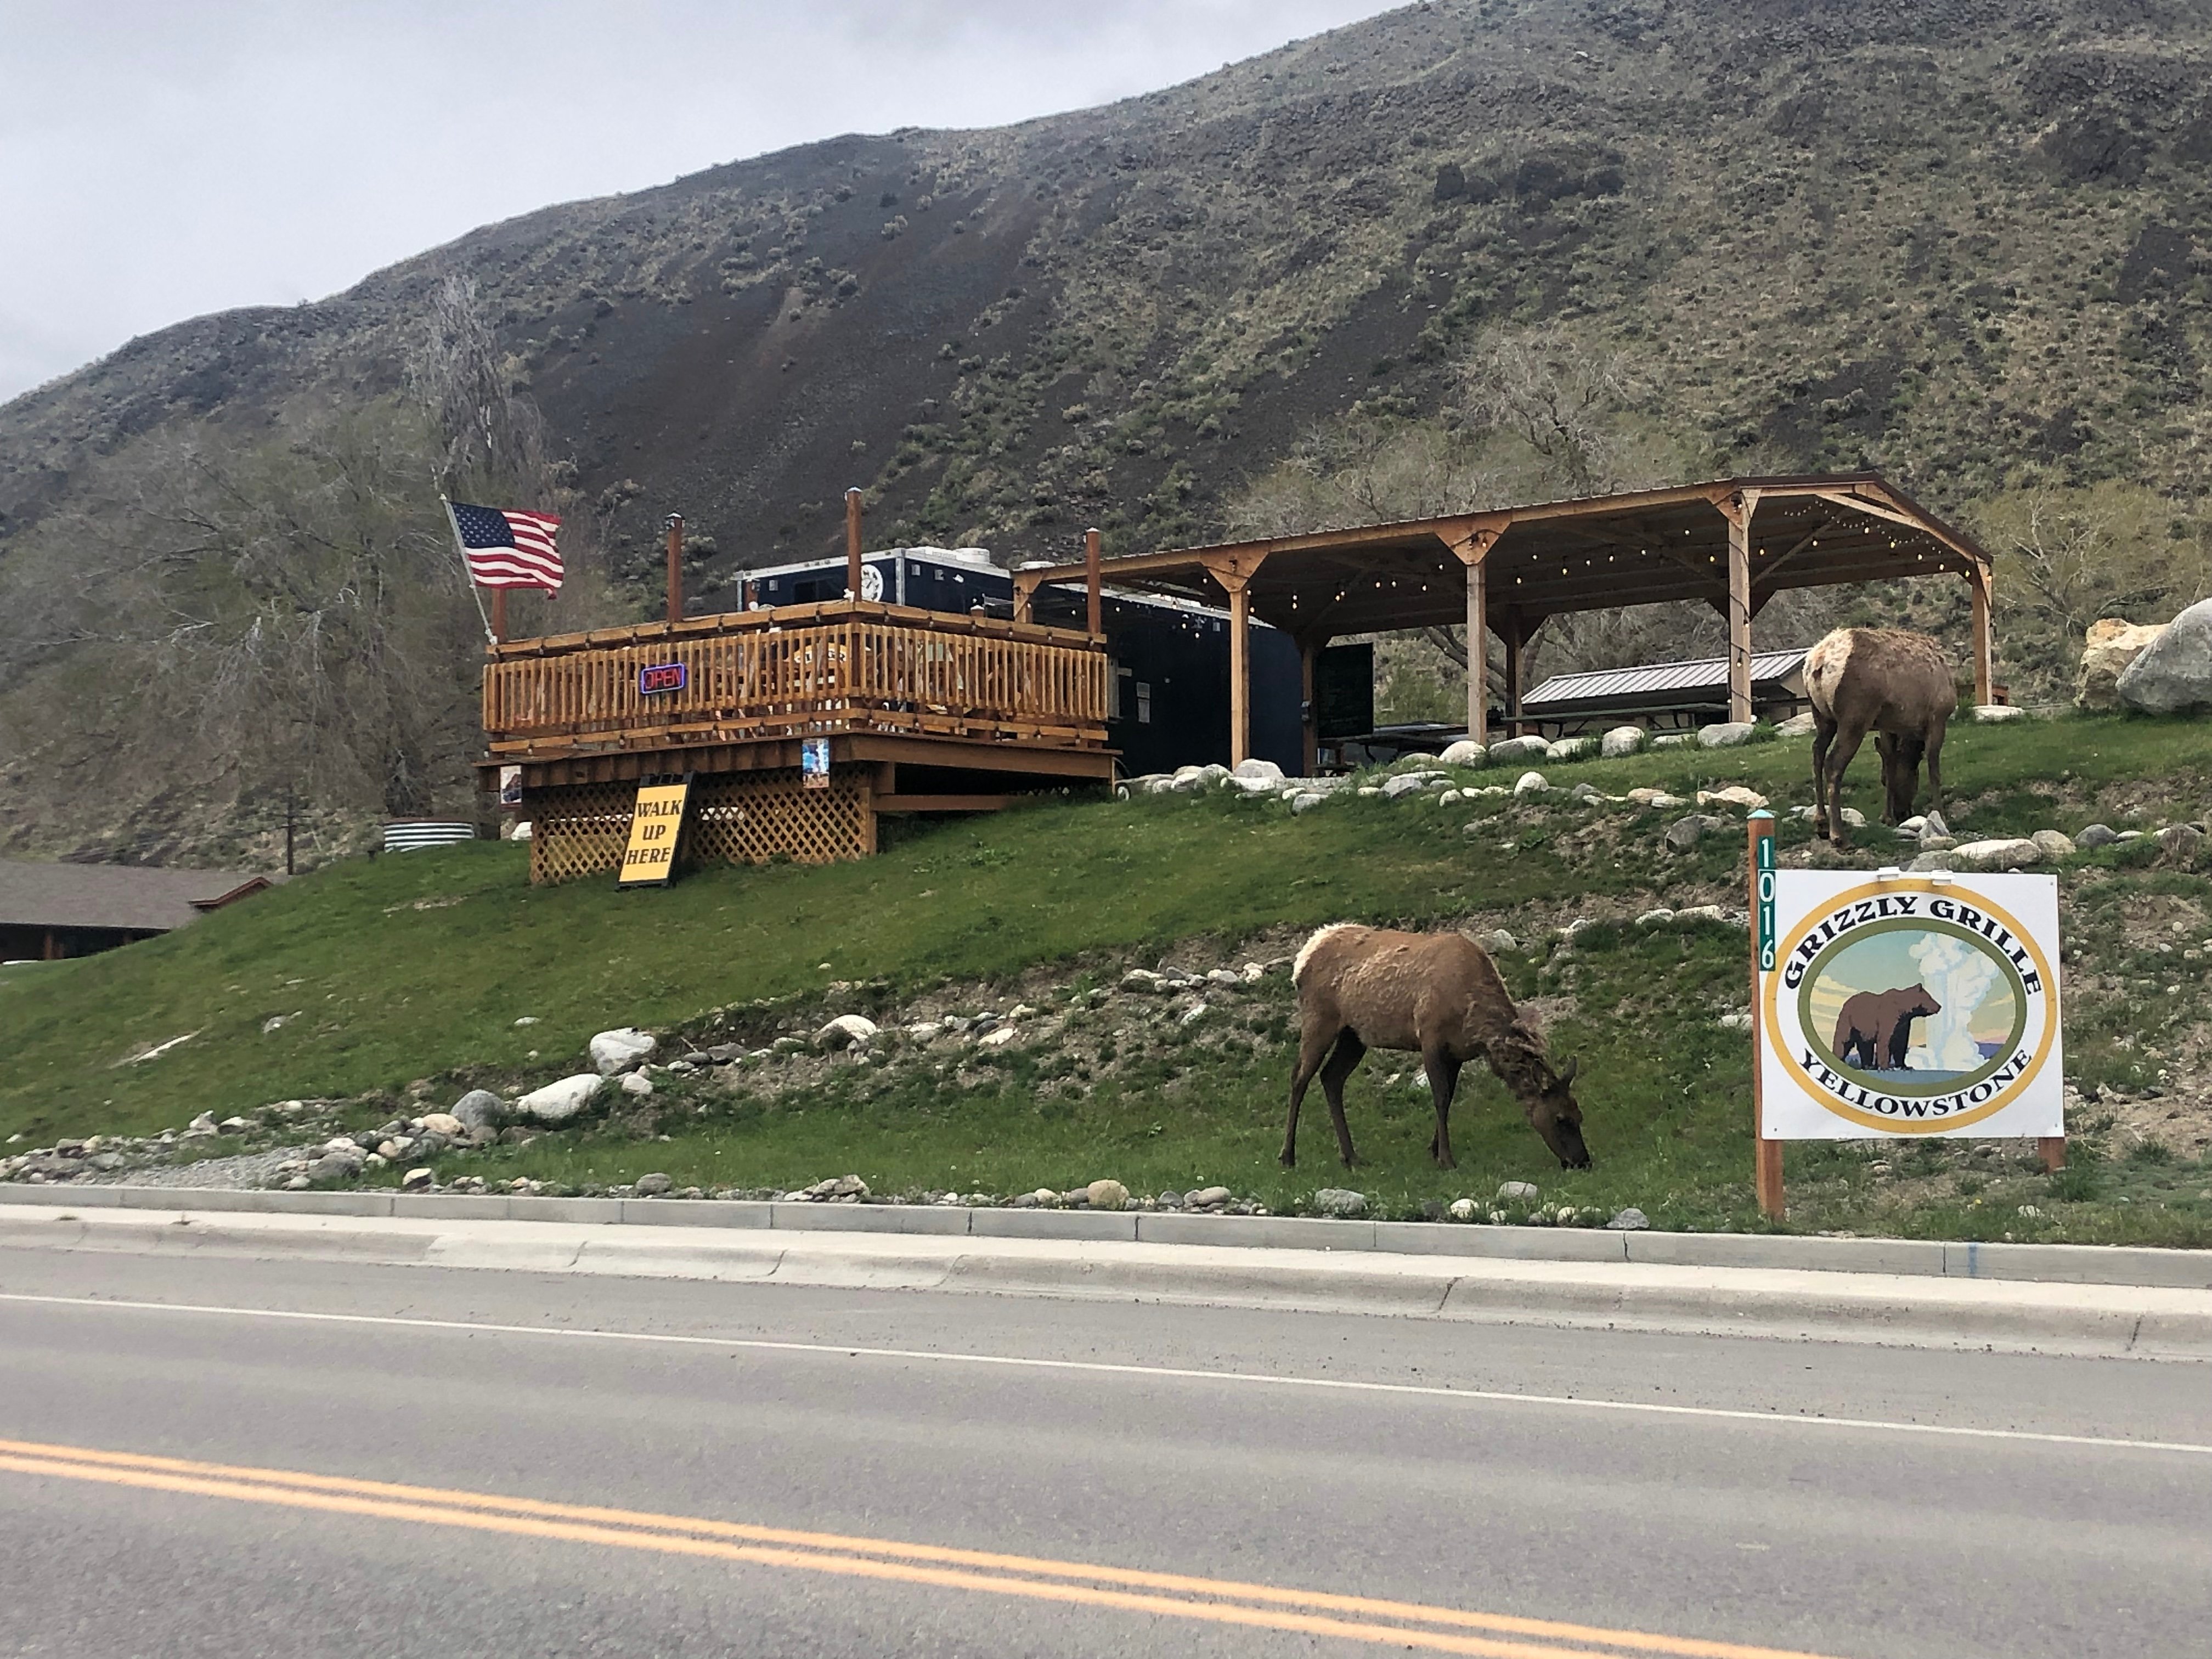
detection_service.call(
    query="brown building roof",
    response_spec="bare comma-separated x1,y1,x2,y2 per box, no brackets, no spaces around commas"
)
0,861,278,934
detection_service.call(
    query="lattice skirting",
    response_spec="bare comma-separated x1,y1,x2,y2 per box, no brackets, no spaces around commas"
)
526,768,874,885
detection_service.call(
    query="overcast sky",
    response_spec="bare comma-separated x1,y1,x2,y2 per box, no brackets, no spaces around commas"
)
0,0,1401,405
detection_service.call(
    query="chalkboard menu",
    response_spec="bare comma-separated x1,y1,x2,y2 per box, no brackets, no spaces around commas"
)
1314,644,1375,740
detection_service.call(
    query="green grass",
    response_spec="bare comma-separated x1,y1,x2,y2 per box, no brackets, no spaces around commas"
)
3,712,2208,1242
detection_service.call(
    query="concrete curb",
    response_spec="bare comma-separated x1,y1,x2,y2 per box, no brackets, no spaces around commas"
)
4,1182,2207,1288
5,1202,2212,1360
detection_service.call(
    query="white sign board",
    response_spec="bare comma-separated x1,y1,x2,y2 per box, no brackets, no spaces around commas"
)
1759,871,2063,1139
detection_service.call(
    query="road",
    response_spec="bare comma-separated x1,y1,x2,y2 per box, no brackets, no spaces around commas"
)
0,1239,2206,1658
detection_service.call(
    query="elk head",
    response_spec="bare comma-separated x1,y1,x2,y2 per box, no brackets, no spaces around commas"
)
1526,1052,1592,1170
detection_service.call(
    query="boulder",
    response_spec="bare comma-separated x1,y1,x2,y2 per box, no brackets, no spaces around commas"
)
1448,1197,1478,1221
618,1071,654,1098
2077,823,2121,850
1650,733,1694,749
1664,815,1719,850
978,1025,1019,1047
1085,1178,1130,1211
1548,737,1592,761
1232,758,1285,786
1471,929,1519,954
2159,823,2207,863
1953,838,2043,871
1634,908,1675,927
1600,725,1645,758
1698,721,1757,748
1696,785,1769,810
1186,1186,1232,1209
1972,704,2027,724
1440,740,1487,766
1908,850,1959,872
415,1113,465,1138
1513,770,1550,798
2078,618,2166,710
1606,1207,1651,1231
1229,774,1282,794
2030,830,2076,861
589,1028,656,1075
514,1073,604,1126
1773,711,1818,737
448,1091,504,1132
634,1172,673,1197
401,1167,433,1191
1496,1181,1540,1204
2118,600,2212,714
1487,736,1550,764
1289,791,1328,815
814,1014,879,1051
1381,771,1444,799
1313,1187,1367,1217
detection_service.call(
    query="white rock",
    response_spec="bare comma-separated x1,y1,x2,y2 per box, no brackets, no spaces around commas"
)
1232,758,1285,785
1600,726,1645,758
1650,733,1694,749
1437,788,1464,806
1472,928,1519,953
1441,740,1487,766
905,1022,944,1042
618,1071,655,1097
1699,722,1757,748
1972,704,2026,723
1448,1198,1478,1221
416,1113,465,1138
1230,774,1282,794
1773,711,1818,737
1953,838,2044,871
1497,1181,1540,1204
1696,785,1769,810
1548,737,1592,761
978,1025,1018,1048
1289,792,1328,815
1635,908,1676,927
402,1167,433,1191
1177,1002,1210,1026
1513,770,1550,797
814,1014,879,1050
589,1028,656,1075
1120,969,1167,992
1313,1187,1367,1217
1381,772,1445,799
1085,1178,1130,1211
2030,830,2076,860
514,1073,605,1126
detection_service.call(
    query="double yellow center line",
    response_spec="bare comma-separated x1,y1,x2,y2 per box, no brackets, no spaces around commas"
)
0,1437,1844,1658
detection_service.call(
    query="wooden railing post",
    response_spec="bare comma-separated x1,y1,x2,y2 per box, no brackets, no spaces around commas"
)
845,489,865,601
665,514,685,625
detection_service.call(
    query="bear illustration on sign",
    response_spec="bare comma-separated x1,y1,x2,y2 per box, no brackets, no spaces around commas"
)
1831,984,1943,1073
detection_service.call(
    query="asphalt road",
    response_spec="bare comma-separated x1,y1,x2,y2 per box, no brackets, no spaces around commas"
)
0,1243,2206,1658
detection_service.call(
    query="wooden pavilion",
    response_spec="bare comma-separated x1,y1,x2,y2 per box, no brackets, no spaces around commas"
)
1012,473,1994,771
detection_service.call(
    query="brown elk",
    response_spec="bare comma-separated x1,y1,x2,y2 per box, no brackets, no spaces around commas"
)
1284,924,1589,1171
1805,628,1956,847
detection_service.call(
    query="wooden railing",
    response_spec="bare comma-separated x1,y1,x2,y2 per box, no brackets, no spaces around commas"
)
483,600,1113,757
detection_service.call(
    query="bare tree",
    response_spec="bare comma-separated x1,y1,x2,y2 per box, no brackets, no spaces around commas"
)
1456,324,1645,497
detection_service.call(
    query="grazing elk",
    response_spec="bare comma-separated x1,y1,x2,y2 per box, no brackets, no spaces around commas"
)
1805,627,1956,847
1284,924,1589,1171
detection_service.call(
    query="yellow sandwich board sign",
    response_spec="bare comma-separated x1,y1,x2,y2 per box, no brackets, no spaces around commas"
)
618,778,690,888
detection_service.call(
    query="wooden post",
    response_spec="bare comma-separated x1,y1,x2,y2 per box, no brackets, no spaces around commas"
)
2039,1136,2066,1173
1227,576,1251,767
489,587,507,644
1464,555,1488,748
845,489,865,601
1299,637,1319,776
1085,527,1103,637
1726,503,1753,725
1749,810,1784,1221
664,514,685,625
1013,578,1034,626
1502,617,1522,738
1971,565,1995,706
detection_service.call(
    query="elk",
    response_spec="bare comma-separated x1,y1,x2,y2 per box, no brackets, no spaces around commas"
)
1805,628,1956,847
1284,924,1589,1171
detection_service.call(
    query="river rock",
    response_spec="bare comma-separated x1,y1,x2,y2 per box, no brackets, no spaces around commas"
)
1953,838,2042,871
1600,726,1645,758
1232,758,1285,786
1774,711,1818,736
1549,737,1593,761
1487,736,1550,764
2078,618,2166,710
618,1071,654,1097
1289,792,1328,815
1664,815,1719,850
1187,1186,1231,1209
1085,1178,1130,1211
1513,770,1550,798
1698,721,1756,748
1696,785,1769,810
1650,733,1694,749
2159,823,2206,862
634,1172,673,1197
2077,823,2120,849
1313,1187,1367,1217
1440,740,1487,766
1908,850,1959,872
1496,1181,1540,1204
514,1073,604,1126
814,1014,879,1051
2030,830,2076,860
1382,771,1446,799
448,1091,505,1132
1606,1207,1651,1231
1472,929,1519,953
1972,704,2026,724
589,1028,656,1075
2118,598,2212,714
401,1167,434,1191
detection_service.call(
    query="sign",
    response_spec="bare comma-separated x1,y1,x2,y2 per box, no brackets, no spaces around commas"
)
1754,826,1777,971
1759,871,2062,1139
639,662,687,696
859,564,884,602
617,780,690,887
801,737,831,790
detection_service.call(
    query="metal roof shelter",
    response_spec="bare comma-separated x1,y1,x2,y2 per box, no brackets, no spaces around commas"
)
1521,649,1809,732
1012,474,1994,769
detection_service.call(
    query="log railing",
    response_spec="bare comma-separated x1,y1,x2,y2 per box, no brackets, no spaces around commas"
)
483,601,1112,757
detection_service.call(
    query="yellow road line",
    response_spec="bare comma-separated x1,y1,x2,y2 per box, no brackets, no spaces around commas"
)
0,1439,1852,1659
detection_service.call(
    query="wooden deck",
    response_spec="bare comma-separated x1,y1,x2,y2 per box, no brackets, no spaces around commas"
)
484,599,1113,762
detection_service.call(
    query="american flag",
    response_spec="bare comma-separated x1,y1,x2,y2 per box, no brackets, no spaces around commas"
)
446,500,563,590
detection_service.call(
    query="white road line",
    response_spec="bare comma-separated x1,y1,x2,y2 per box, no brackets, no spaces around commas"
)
4,1290,2209,1458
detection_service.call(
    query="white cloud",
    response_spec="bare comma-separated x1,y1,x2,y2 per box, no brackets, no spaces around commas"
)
0,0,1399,402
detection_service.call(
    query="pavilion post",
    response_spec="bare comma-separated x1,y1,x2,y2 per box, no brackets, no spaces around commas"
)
844,489,865,601
489,587,507,645
1299,637,1319,776
1971,564,1995,706
1502,617,1523,738
1085,527,1103,636
1726,504,1753,724
664,514,685,625
1464,554,1488,748
1226,575,1251,767
1013,580,1033,625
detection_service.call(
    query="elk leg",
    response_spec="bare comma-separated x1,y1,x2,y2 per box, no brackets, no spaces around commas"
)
1922,720,1946,815
1824,720,1870,846
1424,1047,1463,1169
1810,715,1835,819
1318,1031,1367,1167
1282,1018,1340,1168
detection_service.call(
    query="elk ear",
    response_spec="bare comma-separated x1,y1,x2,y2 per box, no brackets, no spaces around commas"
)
1556,1054,1578,1087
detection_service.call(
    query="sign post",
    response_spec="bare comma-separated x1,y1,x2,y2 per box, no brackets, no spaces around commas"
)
618,776,691,888
1748,812,1784,1220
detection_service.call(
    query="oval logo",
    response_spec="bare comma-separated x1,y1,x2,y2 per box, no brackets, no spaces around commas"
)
1765,882,2056,1133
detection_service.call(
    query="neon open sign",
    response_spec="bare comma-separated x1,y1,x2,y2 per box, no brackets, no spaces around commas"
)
638,662,687,695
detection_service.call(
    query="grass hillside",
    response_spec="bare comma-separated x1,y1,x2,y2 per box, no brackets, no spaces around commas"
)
4,714,2209,1243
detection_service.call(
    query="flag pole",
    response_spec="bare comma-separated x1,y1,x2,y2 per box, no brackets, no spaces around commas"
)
440,493,499,647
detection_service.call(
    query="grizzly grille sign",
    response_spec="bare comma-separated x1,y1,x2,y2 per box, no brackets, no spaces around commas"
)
1759,871,2063,1139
